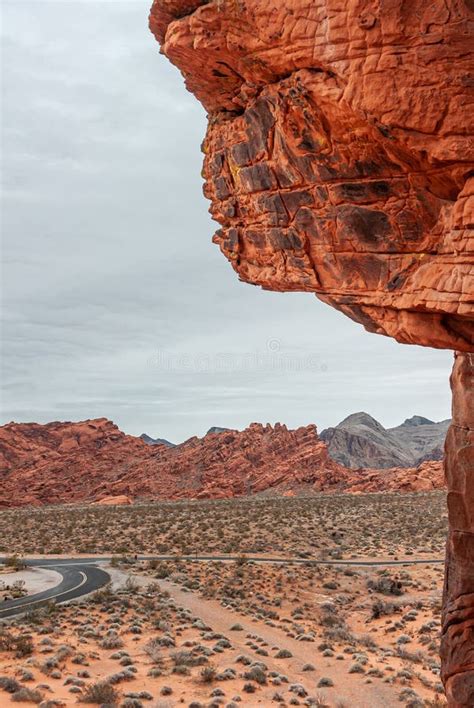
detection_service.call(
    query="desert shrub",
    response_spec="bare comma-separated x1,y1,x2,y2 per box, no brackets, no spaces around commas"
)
154,563,171,579
424,698,447,707
90,586,115,606
100,631,123,650
348,662,365,674
320,611,345,629
0,676,21,693
275,648,292,658
0,629,14,652
371,599,396,619
323,627,354,643
244,665,267,685
243,682,257,693
172,650,206,667
144,637,162,664
200,665,217,683
0,627,34,659
125,576,139,593
79,681,118,704
4,555,26,570
12,634,34,658
396,646,425,664
11,687,44,703
367,574,403,596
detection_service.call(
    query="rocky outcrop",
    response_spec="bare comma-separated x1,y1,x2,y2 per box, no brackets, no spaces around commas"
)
149,0,473,352
341,460,444,494
0,418,155,507
94,495,132,506
321,412,450,468
442,353,474,707
140,433,175,447
0,418,443,507
148,1,473,701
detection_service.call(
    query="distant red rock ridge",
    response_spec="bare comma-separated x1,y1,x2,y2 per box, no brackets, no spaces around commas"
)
0,418,444,508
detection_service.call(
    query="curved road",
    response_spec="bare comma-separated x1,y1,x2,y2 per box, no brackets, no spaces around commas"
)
0,554,444,619
0,563,110,619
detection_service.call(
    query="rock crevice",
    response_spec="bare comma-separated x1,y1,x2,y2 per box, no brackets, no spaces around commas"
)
443,352,474,707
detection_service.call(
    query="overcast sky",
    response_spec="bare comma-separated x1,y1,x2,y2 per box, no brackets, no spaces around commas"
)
1,0,453,442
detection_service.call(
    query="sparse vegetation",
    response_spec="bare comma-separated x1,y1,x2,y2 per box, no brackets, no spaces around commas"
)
0,491,447,557
0,492,447,705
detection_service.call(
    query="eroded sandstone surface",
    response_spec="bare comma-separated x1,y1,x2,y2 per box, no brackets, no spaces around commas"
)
442,352,474,707
150,0,473,351
148,0,473,702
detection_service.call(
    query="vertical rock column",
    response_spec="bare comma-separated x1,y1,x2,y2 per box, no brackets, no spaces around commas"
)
442,352,474,706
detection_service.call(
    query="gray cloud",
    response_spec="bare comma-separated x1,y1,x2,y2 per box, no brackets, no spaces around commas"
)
1,0,452,443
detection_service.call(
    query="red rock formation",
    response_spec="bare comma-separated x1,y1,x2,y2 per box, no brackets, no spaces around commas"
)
0,418,443,506
149,0,473,351
0,418,153,507
148,1,473,701
442,353,474,707
94,495,133,506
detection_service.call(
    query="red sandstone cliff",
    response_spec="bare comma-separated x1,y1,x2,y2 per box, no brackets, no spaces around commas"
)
149,0,473,353
0,418,443,507
147,2,473,702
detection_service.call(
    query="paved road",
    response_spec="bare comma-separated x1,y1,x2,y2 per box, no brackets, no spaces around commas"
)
12,554,445,567
0,553,444,619
0,563,110,619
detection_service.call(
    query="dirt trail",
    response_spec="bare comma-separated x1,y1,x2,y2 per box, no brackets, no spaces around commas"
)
159,578,401,708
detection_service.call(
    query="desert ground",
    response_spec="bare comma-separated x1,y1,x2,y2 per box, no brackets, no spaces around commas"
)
0,492,448,707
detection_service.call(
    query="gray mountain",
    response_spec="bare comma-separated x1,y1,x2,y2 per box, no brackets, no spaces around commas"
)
388,415,450,464
206,426,230,435
140,433,175,447
320,412,450,469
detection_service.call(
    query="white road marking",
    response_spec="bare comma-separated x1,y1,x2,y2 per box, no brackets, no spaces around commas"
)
0,571,87,616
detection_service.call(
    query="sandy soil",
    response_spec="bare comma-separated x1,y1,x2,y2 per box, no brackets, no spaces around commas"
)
158,577,401,707
0,494,448,706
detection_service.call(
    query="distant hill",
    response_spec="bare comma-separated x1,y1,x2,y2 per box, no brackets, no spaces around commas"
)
206,426,229,435
140,433,175,447
320,412,450,469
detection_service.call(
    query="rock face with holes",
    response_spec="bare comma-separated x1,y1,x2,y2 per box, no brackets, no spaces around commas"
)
149,0,473,702
150,0,473,351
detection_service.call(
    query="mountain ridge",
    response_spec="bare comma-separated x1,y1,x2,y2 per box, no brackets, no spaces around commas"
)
320,413,450,469
0,417,445,507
